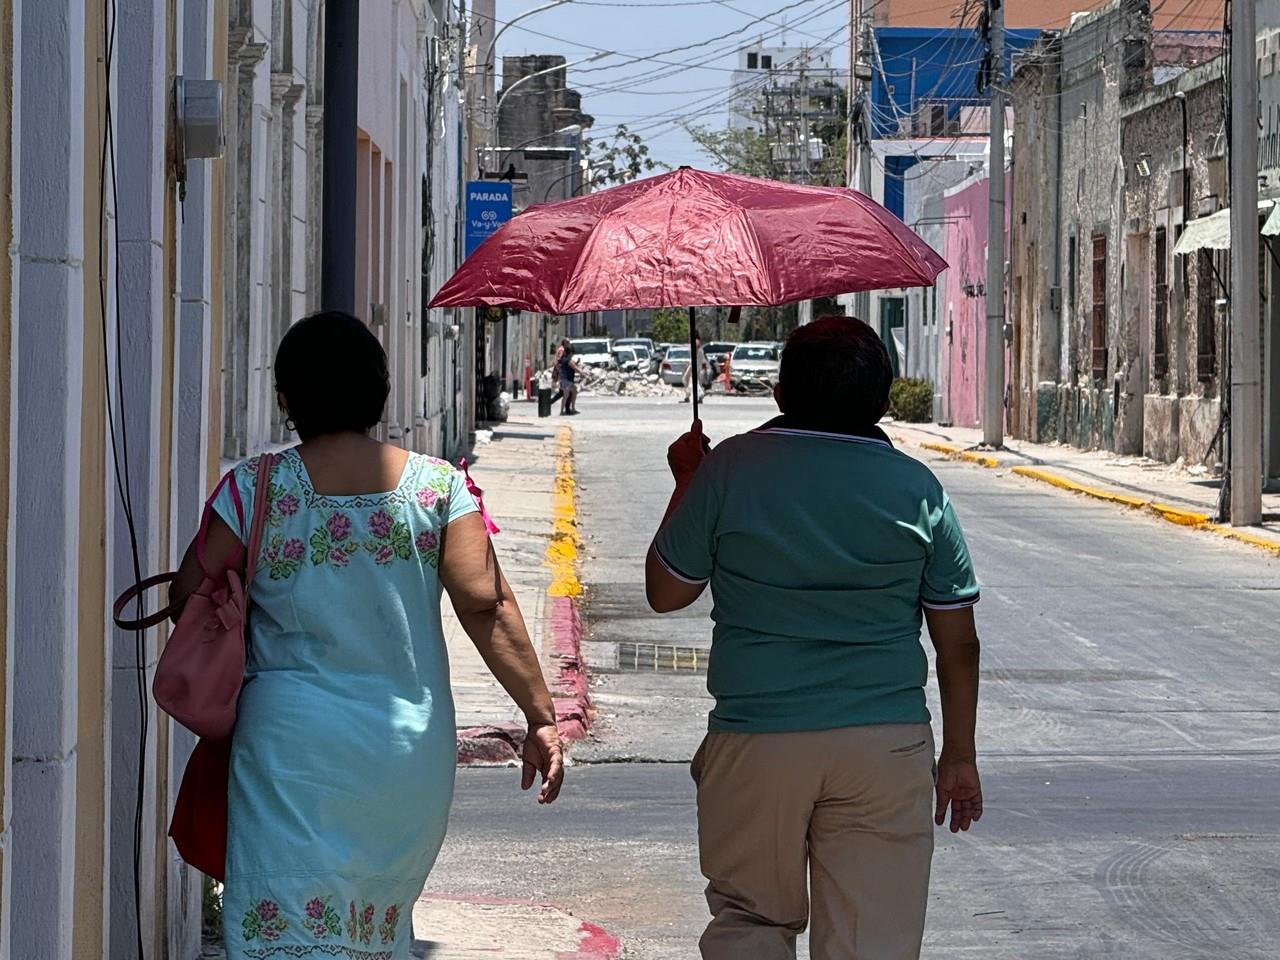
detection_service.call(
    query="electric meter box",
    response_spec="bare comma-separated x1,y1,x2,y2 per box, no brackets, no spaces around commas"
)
175,77,224,161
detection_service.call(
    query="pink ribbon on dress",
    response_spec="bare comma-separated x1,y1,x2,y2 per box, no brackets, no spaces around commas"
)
458,458,501,536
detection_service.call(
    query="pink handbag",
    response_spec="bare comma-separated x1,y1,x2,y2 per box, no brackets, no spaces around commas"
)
113,453,275,741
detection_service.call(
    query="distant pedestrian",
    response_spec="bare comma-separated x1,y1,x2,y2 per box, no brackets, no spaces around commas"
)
646,315,983,960
680,335,709,404
551,338,570,405
168,311,564,959
558,342,583,415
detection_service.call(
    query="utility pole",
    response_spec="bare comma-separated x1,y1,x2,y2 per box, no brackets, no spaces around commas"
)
321,0,359,314
846,0,858,186
800,57,810,184
982,0,1005,448
1229,0,1262,524
851,0,873,324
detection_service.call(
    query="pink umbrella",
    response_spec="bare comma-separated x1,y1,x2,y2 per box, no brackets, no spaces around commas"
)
430,167,946,417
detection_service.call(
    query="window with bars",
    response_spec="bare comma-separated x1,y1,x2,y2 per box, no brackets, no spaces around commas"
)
1154,228,1168,378
1091,234,1108,382
1196,249,1217,382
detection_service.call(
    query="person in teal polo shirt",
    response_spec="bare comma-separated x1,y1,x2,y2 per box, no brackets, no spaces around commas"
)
646,315,983,960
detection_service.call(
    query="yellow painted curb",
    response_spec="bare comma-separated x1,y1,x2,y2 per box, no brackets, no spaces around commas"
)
959,451,1001,469
1204,523,1280,556
1010,466,1149,509
897,432,1280,558
1148,502,1211,526
546,427,583,598
912,439,1000,469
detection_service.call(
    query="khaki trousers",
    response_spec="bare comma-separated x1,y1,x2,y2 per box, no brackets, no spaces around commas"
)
692,724,935,960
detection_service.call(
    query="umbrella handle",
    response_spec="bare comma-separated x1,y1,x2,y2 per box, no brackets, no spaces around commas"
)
688,306,699,422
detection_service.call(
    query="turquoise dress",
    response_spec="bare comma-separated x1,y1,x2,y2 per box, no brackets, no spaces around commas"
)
213,447,478,959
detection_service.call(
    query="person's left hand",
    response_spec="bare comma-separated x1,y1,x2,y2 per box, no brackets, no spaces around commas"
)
668,419,711,485
521,723,565,805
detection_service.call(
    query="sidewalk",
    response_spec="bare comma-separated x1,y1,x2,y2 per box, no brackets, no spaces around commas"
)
411,895,620,959
448,413,592,762
888,420,1280,555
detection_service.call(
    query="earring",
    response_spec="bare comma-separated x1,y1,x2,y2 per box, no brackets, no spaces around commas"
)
285,417,297,432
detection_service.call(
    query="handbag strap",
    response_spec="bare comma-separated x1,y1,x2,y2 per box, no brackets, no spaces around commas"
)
242,453,276,588
112,572,181,631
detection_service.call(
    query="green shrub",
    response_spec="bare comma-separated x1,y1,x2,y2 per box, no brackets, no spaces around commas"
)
889,378,933,423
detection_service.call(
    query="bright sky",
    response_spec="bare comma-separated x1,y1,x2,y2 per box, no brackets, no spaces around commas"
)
494,0,854,170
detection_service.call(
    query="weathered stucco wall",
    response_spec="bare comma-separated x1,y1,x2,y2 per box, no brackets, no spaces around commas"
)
1122,61,1226,465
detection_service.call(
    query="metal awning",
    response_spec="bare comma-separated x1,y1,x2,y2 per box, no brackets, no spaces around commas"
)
1175,199,1276,255
1263,201,1280,237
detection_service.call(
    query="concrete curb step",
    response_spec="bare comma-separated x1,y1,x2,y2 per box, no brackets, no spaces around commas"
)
413,894,621,959
899,436,1280,558
457,427,595,766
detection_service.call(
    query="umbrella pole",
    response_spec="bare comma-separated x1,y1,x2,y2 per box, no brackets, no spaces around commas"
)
688,306,699,422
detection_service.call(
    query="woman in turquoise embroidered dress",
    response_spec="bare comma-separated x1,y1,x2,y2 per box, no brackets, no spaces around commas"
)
170,312,564,959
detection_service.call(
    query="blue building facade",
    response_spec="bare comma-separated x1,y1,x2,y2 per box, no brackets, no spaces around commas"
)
871,27,1039,218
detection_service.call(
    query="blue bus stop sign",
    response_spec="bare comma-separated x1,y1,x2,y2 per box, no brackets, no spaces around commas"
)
464,181,513,258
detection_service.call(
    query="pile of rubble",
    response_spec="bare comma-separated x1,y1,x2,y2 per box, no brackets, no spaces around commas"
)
542,367,681,398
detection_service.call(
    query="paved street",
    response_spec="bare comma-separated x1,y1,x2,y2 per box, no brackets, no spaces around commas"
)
427,396,1280,959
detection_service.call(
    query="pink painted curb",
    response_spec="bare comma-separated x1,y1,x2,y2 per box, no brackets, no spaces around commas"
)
455,594,594,764
547,595,593,744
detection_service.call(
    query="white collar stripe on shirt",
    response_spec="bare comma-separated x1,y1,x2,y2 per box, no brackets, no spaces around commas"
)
752,427,893,449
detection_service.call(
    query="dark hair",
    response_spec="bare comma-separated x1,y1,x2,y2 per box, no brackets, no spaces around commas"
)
274,311,390,440
778,315,893,429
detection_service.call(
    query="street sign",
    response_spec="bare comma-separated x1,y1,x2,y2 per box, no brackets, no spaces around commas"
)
465,181,512,258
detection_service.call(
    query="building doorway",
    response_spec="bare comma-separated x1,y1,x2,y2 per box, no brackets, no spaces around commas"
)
879,296,905,378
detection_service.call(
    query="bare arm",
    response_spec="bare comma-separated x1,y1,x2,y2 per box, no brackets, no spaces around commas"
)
440,512,563,804
168,512,245,623
644,426,711,613
924,605,983,832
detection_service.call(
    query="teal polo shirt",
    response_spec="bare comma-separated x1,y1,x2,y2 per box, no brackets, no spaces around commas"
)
653,417,980,734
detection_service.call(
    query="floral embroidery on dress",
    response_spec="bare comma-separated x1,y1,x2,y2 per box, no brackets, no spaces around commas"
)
262,534,306,579
302,896,344,940
414,529,441,568
363,509,413,565
378,904,401,944
415,468,453,519
310,512,359,568
242,899,289,942
346,901,376,945
268,483,301,526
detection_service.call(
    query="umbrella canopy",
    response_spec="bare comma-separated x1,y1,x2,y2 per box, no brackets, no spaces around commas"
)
429,167,946,313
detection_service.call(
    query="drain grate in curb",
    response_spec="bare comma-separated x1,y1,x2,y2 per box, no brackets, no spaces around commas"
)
608,641,709,674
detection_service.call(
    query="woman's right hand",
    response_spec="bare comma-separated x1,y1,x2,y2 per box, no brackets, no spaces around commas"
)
522,723,565,804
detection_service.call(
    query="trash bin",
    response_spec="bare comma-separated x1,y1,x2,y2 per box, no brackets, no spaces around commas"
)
537,387,553,418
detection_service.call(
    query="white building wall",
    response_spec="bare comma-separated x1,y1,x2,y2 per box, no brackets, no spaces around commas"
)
10,1,87,953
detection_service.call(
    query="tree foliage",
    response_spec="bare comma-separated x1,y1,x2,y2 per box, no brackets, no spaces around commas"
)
583,125,663,187
684,125,776,179
687,86,848,187
649,307,689,344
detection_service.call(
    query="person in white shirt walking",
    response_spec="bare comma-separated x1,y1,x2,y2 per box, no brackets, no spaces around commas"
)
681,336,710,404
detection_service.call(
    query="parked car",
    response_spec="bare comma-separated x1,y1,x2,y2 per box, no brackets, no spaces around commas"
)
633,345,658,374
569,338,613,370
615,336,657,354
659,345,713,387
611,346,643,373
728,342,780,393
703,341,735,378
615,338,659,374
